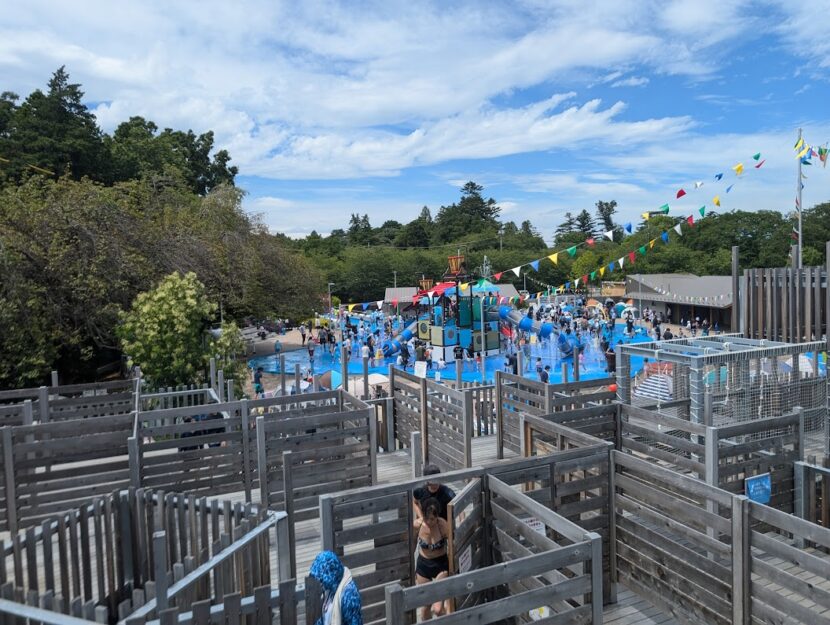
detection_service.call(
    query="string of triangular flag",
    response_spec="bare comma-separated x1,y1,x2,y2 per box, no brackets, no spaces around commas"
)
484,150,765,286
648,284,734,306
793,136,829,220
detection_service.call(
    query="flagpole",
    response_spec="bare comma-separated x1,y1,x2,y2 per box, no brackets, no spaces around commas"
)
797,127,803,269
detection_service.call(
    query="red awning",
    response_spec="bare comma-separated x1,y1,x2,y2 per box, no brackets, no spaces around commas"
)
412,281,457,301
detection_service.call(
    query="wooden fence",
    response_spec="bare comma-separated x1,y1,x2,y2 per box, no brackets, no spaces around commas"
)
741,265,827,342
423,379,471,471
255,392,376,578
319,447,609,625
495,371,615,457
388,367,423,453
0,488,280,624
795,458,830,530
385,475,603,624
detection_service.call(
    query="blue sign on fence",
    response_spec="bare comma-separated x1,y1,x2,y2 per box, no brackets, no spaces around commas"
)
745,473,772,504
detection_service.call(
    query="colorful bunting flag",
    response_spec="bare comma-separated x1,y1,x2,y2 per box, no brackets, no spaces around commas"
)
600,266,606,277
494,272,503,281
618,256,625,269
603,230,614,241
628,251,636,264
376,300,384,309
567,246,577,257
715,173,723,181
660,204,670,214
794,137,804,151
638,245,646,255
348,304,356,312
582,274,588,285
699,206,706,217
608,261,615,272
676,189,686,198
529,260,540,271
726,184,734,193
586,238,595,247
649,238,656,249
694,181,703,189
641,212,650,220
673,224,683,236
548,253,558,265
590,271,596,281
661,231,669,243
733,163,744,176
511,266,522,277
687,215,695,226
713,195,721,207
797,144,810,159
565,282,570,289
624,222,632,233
753,152,761,161
362,302,369,310
391,299,398,307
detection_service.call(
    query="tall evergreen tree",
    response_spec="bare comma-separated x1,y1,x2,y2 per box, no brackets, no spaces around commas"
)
574,209,597,237
595,200,617,232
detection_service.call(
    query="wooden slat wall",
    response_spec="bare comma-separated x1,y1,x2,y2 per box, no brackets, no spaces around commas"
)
258,406,374,519
497,373,547,455
744,266,827,342
390,369,422,450
613,451,734,625
424,380,468,472
447,478,484,612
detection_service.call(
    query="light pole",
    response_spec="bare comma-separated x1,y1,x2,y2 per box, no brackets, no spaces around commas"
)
327,282,335,313
393,271,397,288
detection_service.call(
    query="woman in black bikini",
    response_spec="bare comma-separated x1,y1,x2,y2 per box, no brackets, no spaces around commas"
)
414,497,450,619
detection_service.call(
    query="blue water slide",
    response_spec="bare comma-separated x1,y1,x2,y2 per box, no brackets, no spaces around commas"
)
497,305,555,339
382,320,418,357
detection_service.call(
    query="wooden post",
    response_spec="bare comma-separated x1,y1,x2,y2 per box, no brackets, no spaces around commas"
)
38,386,49,422
495,371,504,459
279,355,286,395
362,356,370,400
275,512,292,582
462,390,473,468
293,364,301,395
731,495,750,625
419,377,428,464
411,431,423,478
385,397,395,452
369,409,378,484
51,370,59,388
226,379,234,402
255,416,268,509
573,351,580,381
561,362,569,384
217,370,225,402
607,448,619,602
455,358,463,387
340,343,349,393
795,406,805,461
240,399,252,503
209,358,217,393
517,349,524,378
281,453,296,579
3,428,18,535
385,584,405,625
153,531,168,610
128,436,141,490
587,532,603,625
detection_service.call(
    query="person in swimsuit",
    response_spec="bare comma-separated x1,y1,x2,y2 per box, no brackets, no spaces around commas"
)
414,497,450,620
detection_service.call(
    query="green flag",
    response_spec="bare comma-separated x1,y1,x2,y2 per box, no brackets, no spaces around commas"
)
660,203,670,214
638,246,646,255
567,246,577,257
699,206,706,217
590,271,596,281
753,152,761,161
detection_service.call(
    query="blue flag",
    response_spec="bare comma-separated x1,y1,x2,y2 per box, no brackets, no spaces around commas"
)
608,261,615,272
715,173,723,181
624,222,632,233
530,260,540,271
661,231,669,243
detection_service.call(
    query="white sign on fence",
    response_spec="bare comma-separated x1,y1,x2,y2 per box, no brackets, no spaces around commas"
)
458,544,472,573
523,516,546,535
414,361,428,378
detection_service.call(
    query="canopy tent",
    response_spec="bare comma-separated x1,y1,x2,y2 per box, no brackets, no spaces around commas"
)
411,282,458,304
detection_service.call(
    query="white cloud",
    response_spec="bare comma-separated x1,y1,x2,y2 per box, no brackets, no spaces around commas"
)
611,76,650,88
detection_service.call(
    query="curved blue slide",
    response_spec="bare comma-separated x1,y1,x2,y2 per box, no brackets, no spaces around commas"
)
498,305,556,340
381,320,418,357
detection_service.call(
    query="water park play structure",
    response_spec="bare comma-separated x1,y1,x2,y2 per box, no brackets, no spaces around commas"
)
250,253,654,387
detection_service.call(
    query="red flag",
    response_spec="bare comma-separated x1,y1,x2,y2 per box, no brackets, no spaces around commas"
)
687,215,695,226
581,274,588,285
392,299,398,307
628,251,636,263
586,237,595,247
755,159,765,169
494,272,503,281
676,189,686,199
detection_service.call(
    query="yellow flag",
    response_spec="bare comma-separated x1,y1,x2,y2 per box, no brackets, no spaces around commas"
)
641,212,650,220
732,162,744,176
536,291,542,299
348,304,356,312
713,195,721,207
599,266,606,277
548,253,559,265
649,238,656,249
794,137,804,151
459,282,469,291
797,144,810,159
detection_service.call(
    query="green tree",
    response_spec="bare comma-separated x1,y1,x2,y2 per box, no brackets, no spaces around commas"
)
118,272,216,388
4,67,105,182
395,219,431,247
433,181,500,243
595,200,617,232
574,209,596,237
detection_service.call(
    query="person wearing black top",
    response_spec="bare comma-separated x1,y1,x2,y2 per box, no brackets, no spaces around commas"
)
413,464,455,524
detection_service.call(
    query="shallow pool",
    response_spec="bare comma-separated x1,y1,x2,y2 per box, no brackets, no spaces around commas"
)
249,325,655,385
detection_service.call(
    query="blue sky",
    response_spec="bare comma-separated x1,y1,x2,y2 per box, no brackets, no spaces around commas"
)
2,0,829,242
